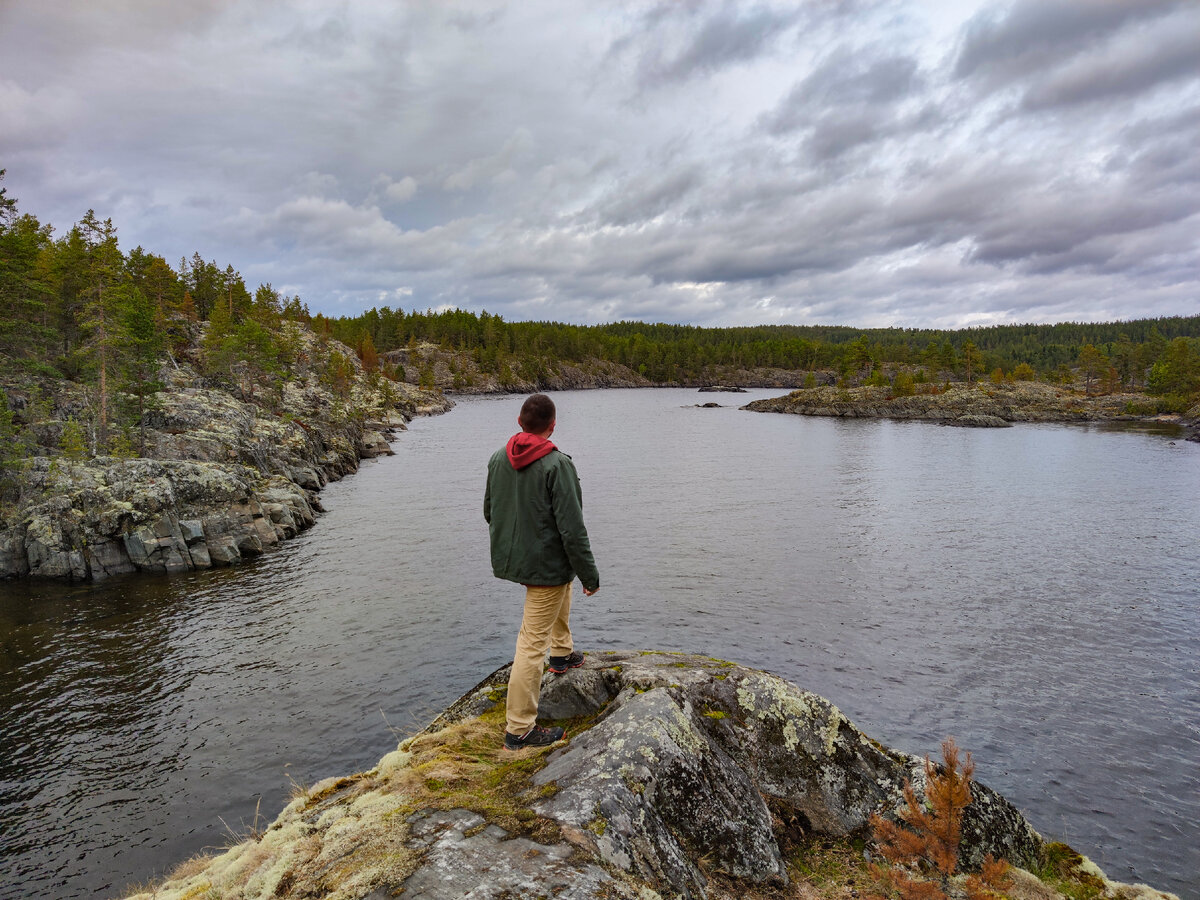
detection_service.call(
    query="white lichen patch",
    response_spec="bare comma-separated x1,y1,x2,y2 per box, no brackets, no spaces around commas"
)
736,673,820,729
122,775,414,900
315,805,347,829
664,702,706,757
782,719,800,752
375,748,412,779
824,705,848,755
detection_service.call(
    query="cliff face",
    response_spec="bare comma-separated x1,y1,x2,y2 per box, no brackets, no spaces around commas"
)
124,652,1177,900
0,327,450,580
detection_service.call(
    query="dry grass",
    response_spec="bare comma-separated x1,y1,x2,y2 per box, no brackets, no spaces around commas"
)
384,705,563,844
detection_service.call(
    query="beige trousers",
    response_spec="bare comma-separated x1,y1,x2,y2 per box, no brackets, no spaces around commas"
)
506,582,573,735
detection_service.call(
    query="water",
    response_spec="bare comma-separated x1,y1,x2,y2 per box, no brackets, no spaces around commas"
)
1,389,1197,898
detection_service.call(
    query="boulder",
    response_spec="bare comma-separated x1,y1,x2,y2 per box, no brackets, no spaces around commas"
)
945,414,1012,427
124,653,1183,900
0,526,30,578
124,652,1181,900
358,429,395,458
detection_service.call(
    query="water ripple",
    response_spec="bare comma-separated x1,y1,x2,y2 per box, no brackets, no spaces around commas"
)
0,390,1197,899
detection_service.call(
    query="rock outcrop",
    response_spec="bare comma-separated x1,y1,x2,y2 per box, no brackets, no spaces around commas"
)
124,652,1178,900
0,327,451,580
744,382,1182,428
382,342,824,395
3,458,318,579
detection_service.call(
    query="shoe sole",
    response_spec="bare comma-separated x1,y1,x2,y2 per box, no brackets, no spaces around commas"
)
503,734,567,751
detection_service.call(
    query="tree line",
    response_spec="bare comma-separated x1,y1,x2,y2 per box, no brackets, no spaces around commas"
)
0,171,357,483
319,305,1200,400
3,165,1199,458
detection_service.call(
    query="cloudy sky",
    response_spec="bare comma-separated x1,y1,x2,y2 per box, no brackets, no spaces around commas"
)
2,1,1198,329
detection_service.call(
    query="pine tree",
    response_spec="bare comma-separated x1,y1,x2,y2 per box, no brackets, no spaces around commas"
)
961,341,983,385
115,286,164,455
0,390,22,500
869,739,1010,900
358,333,379,371
1147,337,1200,399
1077,344,1108,396
76,210,125,449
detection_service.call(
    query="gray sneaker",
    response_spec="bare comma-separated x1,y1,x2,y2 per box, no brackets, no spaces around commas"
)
504,724,565,750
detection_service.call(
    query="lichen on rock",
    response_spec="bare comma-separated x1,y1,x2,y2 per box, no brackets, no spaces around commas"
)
0,334,452,580
119,652,1180,900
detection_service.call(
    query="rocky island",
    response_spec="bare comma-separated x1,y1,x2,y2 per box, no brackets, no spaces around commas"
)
744,381,1199,436
125,652,1178,900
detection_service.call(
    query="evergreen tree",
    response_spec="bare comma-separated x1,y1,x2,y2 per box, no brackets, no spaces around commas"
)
1147,338,1200,399
115,286,164,454
0,210,56,370
1077,344,1108,396
961,340,982,384
76,210,125,448
0,390,22,500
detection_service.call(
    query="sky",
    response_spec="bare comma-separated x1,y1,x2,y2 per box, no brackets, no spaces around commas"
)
2,0,1199,329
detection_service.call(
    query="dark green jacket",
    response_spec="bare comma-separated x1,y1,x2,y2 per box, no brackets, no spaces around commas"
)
484,447,599,591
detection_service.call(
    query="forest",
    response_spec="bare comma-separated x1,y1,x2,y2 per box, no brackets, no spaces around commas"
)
3,167,1199,475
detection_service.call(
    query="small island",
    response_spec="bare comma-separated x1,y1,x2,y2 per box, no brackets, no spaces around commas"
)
743,380,1199,433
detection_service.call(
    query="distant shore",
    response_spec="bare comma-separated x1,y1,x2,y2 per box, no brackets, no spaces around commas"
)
744,380,1199,438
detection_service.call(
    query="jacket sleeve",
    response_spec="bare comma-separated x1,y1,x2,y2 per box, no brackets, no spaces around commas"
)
483,463,492,524
548,456,599,591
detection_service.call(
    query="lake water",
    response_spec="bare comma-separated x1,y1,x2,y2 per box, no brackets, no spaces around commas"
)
1,388,1197,899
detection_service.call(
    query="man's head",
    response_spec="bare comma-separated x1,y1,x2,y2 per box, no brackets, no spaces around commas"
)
519,393,556,435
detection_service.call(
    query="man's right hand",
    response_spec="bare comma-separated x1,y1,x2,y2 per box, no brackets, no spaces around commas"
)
583,586,599,596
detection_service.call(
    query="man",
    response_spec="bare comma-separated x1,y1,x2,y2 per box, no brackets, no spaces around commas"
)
484,393,600,750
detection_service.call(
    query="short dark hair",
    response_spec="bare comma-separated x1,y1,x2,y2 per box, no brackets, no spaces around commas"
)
519,393,556,433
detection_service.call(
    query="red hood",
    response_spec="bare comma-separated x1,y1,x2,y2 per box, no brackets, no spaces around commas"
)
506,432,556,470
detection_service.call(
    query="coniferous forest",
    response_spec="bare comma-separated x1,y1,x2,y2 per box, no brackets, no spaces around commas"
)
3,169,1199,481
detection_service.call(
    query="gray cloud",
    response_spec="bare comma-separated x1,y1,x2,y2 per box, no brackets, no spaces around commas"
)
763,47,928,162
611,1,804,86
0,0,1198,328
953,0,1185,82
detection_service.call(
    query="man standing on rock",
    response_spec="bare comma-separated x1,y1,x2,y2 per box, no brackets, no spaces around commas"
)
485,393,600,750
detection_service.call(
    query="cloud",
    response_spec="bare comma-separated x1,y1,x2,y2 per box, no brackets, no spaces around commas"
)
442,128,535,192
379,176,418,204
0,79,78,149
953,0,1185,82
0,0,1198,329
1021,13,1200,109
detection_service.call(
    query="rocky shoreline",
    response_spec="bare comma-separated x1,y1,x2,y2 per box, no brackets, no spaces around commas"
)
0,329,451,581
124,652,1179,900
8,372,1193,581
744,381,1199,436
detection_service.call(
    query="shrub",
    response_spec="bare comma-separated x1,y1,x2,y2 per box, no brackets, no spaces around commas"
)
868,738,1010,900
59,419,88,460
893,371,916,397
866,368,890,387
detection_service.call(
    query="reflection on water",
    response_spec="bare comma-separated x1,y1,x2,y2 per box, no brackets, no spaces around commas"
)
1,389,1197,899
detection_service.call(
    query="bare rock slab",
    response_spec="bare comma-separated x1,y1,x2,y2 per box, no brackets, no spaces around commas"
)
123,651,1179,900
